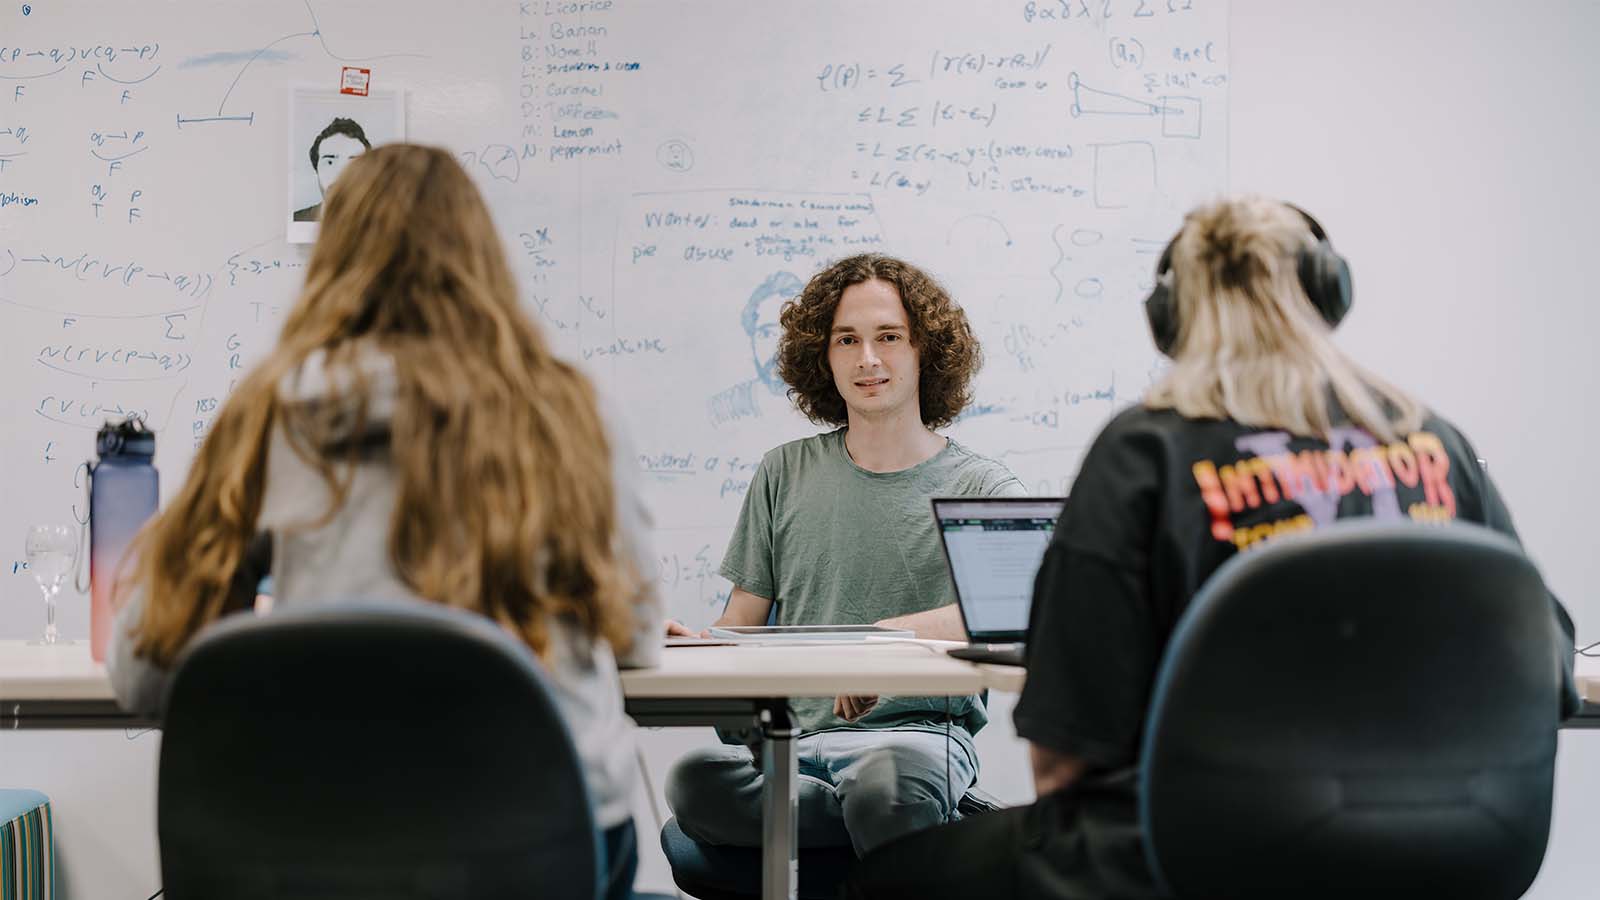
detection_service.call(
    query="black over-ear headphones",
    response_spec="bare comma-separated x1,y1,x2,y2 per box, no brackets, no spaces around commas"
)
1143,203,1352,356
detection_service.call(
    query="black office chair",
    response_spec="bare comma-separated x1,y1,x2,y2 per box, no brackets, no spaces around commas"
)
1141,522,1566,900
157,599,621,900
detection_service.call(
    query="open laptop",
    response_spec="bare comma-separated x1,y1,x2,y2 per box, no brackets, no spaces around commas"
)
932,496,1065,667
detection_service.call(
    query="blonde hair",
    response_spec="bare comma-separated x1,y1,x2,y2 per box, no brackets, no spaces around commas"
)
1145,195,1423,441
122,144,640,666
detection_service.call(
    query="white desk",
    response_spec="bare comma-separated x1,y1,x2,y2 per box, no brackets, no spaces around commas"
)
621,639,1024,697
0,637,1023,717
1,638,1021,900
0,641,113,701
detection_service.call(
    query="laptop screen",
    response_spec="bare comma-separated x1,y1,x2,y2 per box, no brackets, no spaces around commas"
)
933,497,1065,641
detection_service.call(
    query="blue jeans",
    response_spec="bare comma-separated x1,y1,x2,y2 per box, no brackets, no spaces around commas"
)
665,729,978,857
600,819,638,900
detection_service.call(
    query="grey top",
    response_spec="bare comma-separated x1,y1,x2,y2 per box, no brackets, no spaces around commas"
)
108,351,662,829
719,428,1025,751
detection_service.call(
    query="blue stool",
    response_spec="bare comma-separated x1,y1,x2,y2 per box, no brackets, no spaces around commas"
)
0,790,54,900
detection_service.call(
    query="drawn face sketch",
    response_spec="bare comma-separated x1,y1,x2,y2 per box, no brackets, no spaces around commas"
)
742,271,803,393
656,138,694,172
315,133,366,197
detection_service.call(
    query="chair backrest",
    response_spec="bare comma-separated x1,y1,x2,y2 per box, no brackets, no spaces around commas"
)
1140,522,1563,900
158,599,603,900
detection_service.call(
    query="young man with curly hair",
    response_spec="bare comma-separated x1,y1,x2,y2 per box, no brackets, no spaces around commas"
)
664,253,1024,858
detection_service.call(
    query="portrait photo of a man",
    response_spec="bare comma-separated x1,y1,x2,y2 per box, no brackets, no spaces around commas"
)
293,117,370,222
287,86,403,243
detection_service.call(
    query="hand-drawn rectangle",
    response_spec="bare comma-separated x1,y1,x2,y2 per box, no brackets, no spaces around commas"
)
1091,141,1158,210
1160,96,1202,139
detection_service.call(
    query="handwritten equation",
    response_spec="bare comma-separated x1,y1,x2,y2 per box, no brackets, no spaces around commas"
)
16,251,212,299
37,343,192,379
818,44,1052,94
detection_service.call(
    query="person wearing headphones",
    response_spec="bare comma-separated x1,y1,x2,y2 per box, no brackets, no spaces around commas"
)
844,195,1579,898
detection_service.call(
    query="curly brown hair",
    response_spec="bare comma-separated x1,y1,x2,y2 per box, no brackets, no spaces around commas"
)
777,253,981,428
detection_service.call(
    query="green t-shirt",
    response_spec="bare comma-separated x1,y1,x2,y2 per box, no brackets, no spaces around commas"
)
719,428,1025,746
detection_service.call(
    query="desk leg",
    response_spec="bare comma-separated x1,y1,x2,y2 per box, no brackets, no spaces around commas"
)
760,701,798,900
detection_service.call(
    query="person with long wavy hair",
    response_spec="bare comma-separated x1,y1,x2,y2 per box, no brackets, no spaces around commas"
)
843,196,1579,899
663,253,1024,859
107,143,661,899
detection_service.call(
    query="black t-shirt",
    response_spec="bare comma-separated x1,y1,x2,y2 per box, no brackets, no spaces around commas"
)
1014,403,1578,789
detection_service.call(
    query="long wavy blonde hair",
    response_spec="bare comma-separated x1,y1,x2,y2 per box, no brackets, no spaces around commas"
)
122,143,638,666
1146,196,1423,441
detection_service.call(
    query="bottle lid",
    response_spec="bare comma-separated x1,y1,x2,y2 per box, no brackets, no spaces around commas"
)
96,416,156,459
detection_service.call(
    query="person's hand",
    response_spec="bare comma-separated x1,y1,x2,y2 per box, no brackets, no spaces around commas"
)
666,620,709,638
834,695,878,722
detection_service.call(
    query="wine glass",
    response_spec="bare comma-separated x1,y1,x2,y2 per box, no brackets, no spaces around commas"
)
25,524,78,646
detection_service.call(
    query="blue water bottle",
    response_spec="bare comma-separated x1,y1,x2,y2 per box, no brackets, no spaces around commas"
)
88,417,159,662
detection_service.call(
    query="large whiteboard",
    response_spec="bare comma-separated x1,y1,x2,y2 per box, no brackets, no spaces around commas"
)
0,0,1230,635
